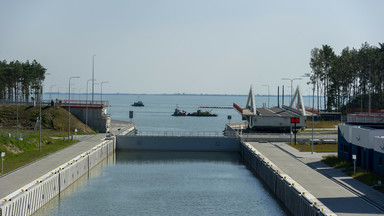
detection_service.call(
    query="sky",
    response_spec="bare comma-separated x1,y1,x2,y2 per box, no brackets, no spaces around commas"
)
0,0,383,95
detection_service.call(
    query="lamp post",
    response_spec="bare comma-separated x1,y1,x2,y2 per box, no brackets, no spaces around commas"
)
101,81,109,102
78,88,82,100
86,79,96,126
92,55,96,103
39,73,50,151
281,77,302,104
262,85,270,108
49,85,56,101
311,82,315,154
68,76,80,140
16,81,19,138
57,87,62,100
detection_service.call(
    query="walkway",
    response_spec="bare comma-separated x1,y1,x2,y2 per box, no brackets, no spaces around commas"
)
248,141,384,216
0,134,106,198
0,120,134,199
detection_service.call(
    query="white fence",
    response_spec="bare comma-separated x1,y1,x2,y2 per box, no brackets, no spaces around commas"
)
0,139,115,216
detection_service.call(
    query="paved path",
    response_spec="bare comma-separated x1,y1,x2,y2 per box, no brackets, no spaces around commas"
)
0,120,134,199
0,134,107,198
248,141,384,216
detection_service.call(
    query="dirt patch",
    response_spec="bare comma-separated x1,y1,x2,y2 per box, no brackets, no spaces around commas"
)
4,143,24,154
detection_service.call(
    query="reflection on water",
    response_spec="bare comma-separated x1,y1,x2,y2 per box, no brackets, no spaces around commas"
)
34,151,287,216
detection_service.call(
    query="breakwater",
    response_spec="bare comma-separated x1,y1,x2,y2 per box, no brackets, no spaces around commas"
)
0,138,115,216
240,142,335,216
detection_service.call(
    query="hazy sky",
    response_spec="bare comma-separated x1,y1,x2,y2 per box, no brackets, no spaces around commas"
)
0,0,383,95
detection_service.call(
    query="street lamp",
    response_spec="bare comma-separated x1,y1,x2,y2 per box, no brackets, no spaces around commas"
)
101,81,109,102
68,76,80,140
49,85,56,101
92,55,96,103
262,85,270,108
281,77,302,105
57,87,62,100
86,79,96,126
78,88,82,100
39,73,50,151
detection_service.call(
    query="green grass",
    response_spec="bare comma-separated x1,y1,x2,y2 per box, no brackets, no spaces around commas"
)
0,129,77,175
306,120,340,129
322,156,384,193
286,142,338,152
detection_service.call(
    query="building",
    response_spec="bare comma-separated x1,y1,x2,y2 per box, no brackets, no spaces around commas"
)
338,110,384,175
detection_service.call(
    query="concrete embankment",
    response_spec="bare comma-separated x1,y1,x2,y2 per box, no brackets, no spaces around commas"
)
0,138,115,216
240,142,335,216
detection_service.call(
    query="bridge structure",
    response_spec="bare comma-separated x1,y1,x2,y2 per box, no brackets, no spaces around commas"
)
233,85,308,132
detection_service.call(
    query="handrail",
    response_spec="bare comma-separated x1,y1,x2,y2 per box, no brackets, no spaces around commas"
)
135,131,240,137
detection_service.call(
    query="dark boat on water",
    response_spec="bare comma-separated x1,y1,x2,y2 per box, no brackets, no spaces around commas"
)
171,108,217,117
188,109,218,117
132,101,144,107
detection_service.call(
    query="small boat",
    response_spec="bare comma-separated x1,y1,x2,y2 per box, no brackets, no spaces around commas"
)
188,109,218,117
172,107,187,116
132,101,144,107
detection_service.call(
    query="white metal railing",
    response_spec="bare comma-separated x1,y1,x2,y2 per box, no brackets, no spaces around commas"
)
135,131,240,137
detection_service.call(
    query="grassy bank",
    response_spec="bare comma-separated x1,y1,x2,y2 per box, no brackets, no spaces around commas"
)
0,130,77,175
286,142,338,152
0,104,96,175
305,120,340,129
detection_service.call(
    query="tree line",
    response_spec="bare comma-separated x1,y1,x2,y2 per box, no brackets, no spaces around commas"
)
308,42,384,113
0,60,47,102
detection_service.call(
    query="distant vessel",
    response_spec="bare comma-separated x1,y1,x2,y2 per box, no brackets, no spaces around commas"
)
188,109,218,117
132,101,144,107
172,107,187,116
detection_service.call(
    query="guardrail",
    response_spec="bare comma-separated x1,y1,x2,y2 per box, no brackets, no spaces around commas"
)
136,131,239,137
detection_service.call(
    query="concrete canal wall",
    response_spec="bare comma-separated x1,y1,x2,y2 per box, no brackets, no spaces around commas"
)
0,138,115,216
0,133,336,216
240,142,335,216
116,136,240,151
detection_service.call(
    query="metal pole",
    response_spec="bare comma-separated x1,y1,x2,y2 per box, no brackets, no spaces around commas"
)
262,85,269,107
86,79,95,126
369,64,371,115
39,80,42,151
68,76,80,140
16,82,19,138
101,81,109,102
312,83,315,154
49,85,56,101
290,80,293,104
92,55,96,103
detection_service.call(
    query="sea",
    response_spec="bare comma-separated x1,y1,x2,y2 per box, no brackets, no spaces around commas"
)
48,93,320,132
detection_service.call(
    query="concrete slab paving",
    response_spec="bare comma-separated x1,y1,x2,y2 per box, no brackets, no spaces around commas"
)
248,141,384,216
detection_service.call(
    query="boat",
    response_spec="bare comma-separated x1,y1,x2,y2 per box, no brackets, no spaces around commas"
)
172,107,187,116
132,101,144,107
188,109,218,117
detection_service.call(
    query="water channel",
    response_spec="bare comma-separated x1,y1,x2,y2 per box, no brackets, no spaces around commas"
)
34,151,288,216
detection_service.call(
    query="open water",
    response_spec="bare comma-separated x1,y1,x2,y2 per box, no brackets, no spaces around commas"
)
48,93,322,132
34,93,318,215
34,151,288,216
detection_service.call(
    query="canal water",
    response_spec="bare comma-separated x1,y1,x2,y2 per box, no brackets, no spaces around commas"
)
34,151,288,216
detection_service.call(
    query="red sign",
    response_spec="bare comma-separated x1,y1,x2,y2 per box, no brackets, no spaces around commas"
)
290,117,300,123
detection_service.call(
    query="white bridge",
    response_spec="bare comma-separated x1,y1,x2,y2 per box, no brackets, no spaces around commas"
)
233,85,308,131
